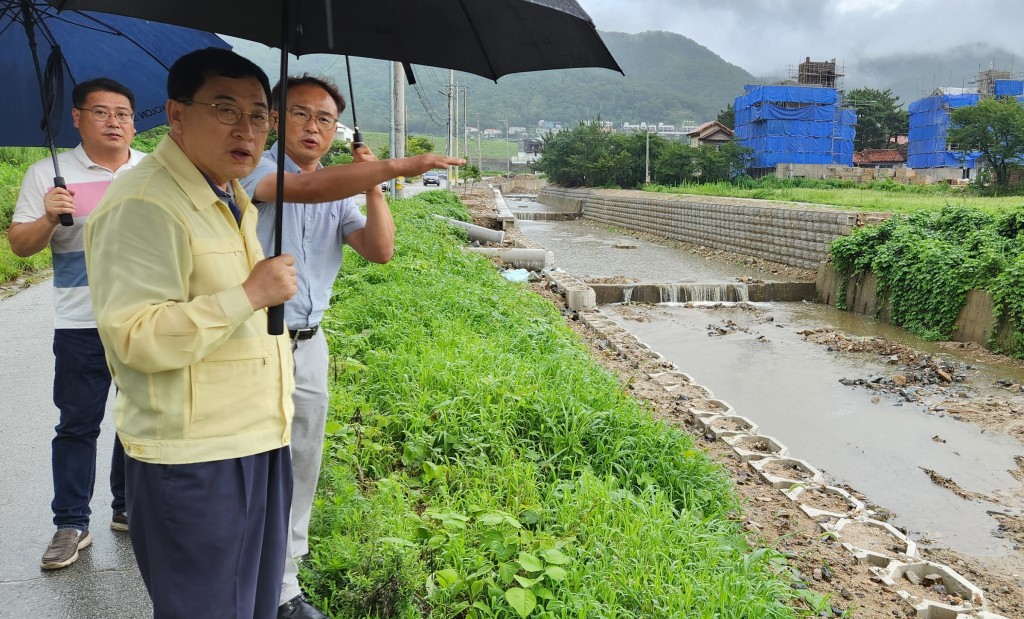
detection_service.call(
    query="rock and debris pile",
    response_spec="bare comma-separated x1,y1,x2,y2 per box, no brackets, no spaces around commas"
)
798,328,975,404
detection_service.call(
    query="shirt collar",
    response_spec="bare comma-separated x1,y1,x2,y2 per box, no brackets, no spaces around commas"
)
265,141,323,174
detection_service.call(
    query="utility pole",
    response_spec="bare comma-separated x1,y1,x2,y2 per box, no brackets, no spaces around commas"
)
453,83,460,187
447,70,454,190
476,113,482,170
393,61,405,198
462,87,469,168
499,118,510,177
645,129,651,184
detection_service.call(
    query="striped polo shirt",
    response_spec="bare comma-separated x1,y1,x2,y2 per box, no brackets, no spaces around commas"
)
13,145,146,329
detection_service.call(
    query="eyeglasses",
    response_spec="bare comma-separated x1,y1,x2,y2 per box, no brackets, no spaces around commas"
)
76,107,134,124
284,107,338,132
182,100,271,133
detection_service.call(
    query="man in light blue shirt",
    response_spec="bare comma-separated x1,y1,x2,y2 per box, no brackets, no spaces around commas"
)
240,74,461,619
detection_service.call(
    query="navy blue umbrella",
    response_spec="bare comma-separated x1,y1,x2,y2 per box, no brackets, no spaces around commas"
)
2,1,230,223
3,2,230,146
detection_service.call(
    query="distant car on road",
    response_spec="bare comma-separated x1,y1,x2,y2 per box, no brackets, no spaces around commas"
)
437,170,448,180
381,181,389,191
423,171,440,186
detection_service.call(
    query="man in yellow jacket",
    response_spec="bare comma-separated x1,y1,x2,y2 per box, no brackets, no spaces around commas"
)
85,47,297,618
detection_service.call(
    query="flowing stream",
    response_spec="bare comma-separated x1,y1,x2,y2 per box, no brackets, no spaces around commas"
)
514,205,1024,559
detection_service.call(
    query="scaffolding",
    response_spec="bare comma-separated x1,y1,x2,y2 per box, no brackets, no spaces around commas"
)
908,67,1024,169
795,57,843,89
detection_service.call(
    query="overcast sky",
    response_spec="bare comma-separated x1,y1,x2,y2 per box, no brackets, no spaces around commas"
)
584,0,1022,78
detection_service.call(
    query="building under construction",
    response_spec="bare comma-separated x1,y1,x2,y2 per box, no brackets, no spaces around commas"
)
797,57,841,89
734,57,855,175
907,68,1024,173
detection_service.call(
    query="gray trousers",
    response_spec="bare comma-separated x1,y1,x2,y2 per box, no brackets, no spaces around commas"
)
280,329,329,604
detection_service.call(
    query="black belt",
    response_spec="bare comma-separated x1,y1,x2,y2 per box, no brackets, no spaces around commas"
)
288,324,319,340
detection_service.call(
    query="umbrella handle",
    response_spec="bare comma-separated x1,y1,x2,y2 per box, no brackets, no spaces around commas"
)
54,176,73,226
352,129,363,150
267,304,284,336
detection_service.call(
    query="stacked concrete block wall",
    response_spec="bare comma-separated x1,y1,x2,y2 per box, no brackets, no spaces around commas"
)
775,163,914,183
539,186,857,270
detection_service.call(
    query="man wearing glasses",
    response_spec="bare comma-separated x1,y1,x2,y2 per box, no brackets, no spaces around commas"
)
9,77,143,570
85,48,297,617
240,75,462,619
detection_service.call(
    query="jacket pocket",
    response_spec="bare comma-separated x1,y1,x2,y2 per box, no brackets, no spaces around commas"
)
187,337,274,438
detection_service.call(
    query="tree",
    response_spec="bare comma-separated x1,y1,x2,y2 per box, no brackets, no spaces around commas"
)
844,88,908,151
532,120,616,187
948,97,1024,192
717,103,735,130
462,163,482,187
378,135,436,160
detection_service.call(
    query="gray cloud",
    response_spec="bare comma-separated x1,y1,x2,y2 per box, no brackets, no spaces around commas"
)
585,0,1023,83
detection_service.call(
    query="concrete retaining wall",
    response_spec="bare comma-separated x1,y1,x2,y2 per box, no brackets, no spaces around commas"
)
496,175,546,195
538,186,869,270
816,263,1017,349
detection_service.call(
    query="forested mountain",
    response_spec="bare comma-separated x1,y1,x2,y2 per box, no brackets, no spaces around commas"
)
227,30,753,135
227,32,1018,138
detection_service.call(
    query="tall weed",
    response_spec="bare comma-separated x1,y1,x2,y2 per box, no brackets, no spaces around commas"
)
307,191,802,617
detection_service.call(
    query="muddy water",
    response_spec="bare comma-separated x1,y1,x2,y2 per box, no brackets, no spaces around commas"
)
513,208,1024,558
516,218,783,282
614,302,1021,557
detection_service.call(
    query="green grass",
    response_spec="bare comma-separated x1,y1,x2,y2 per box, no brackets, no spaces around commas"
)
0,235,50,283
1,152,53,283
649,180,1024,214
302,190,810,618
361,131,517,160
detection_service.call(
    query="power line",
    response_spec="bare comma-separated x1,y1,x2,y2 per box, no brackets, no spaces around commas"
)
412,80,446,126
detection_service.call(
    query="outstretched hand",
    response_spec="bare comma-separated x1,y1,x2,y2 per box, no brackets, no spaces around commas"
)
395,153,465,178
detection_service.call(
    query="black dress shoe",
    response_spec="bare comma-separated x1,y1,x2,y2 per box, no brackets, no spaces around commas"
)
278,594,328,619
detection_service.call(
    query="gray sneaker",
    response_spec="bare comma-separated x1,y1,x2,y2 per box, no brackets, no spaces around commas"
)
41,528,92,570
111,511,129,532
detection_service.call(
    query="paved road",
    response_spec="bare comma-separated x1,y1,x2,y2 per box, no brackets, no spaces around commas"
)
0,279,151,618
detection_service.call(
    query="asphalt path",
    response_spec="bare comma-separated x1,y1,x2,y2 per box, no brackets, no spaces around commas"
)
0,279,151,617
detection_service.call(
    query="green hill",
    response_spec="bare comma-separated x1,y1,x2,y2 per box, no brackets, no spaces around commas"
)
226,29,753,136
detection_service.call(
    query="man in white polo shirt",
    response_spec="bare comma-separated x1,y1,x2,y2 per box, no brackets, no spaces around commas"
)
8,77,144,569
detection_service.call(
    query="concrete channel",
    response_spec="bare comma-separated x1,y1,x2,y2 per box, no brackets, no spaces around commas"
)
502,190,1021,619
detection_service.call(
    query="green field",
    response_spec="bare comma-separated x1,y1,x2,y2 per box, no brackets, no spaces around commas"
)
360,131,517,160
649,180,1024,214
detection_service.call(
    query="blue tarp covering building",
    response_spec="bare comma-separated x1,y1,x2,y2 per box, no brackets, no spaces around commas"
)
734,85,856,169
995,80,1024,97
907,93,981,169
908,90,1024,169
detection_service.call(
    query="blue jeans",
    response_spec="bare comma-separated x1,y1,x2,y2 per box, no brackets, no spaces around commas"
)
51,328,125,530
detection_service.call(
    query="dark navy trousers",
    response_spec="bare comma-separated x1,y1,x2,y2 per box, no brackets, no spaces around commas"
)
51,328,125,529
125,448,292,619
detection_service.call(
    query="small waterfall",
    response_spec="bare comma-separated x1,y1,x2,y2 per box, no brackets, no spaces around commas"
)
659,284,680,304
623,287,634,304
683,284,723,303
733,283,750,302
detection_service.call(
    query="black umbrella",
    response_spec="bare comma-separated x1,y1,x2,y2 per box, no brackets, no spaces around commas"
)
48,0,623,333
4,1,231,225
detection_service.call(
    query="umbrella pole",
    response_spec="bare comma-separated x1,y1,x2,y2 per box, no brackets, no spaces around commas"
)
21,0,72,226
345,56,361,148
266,0,290,336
